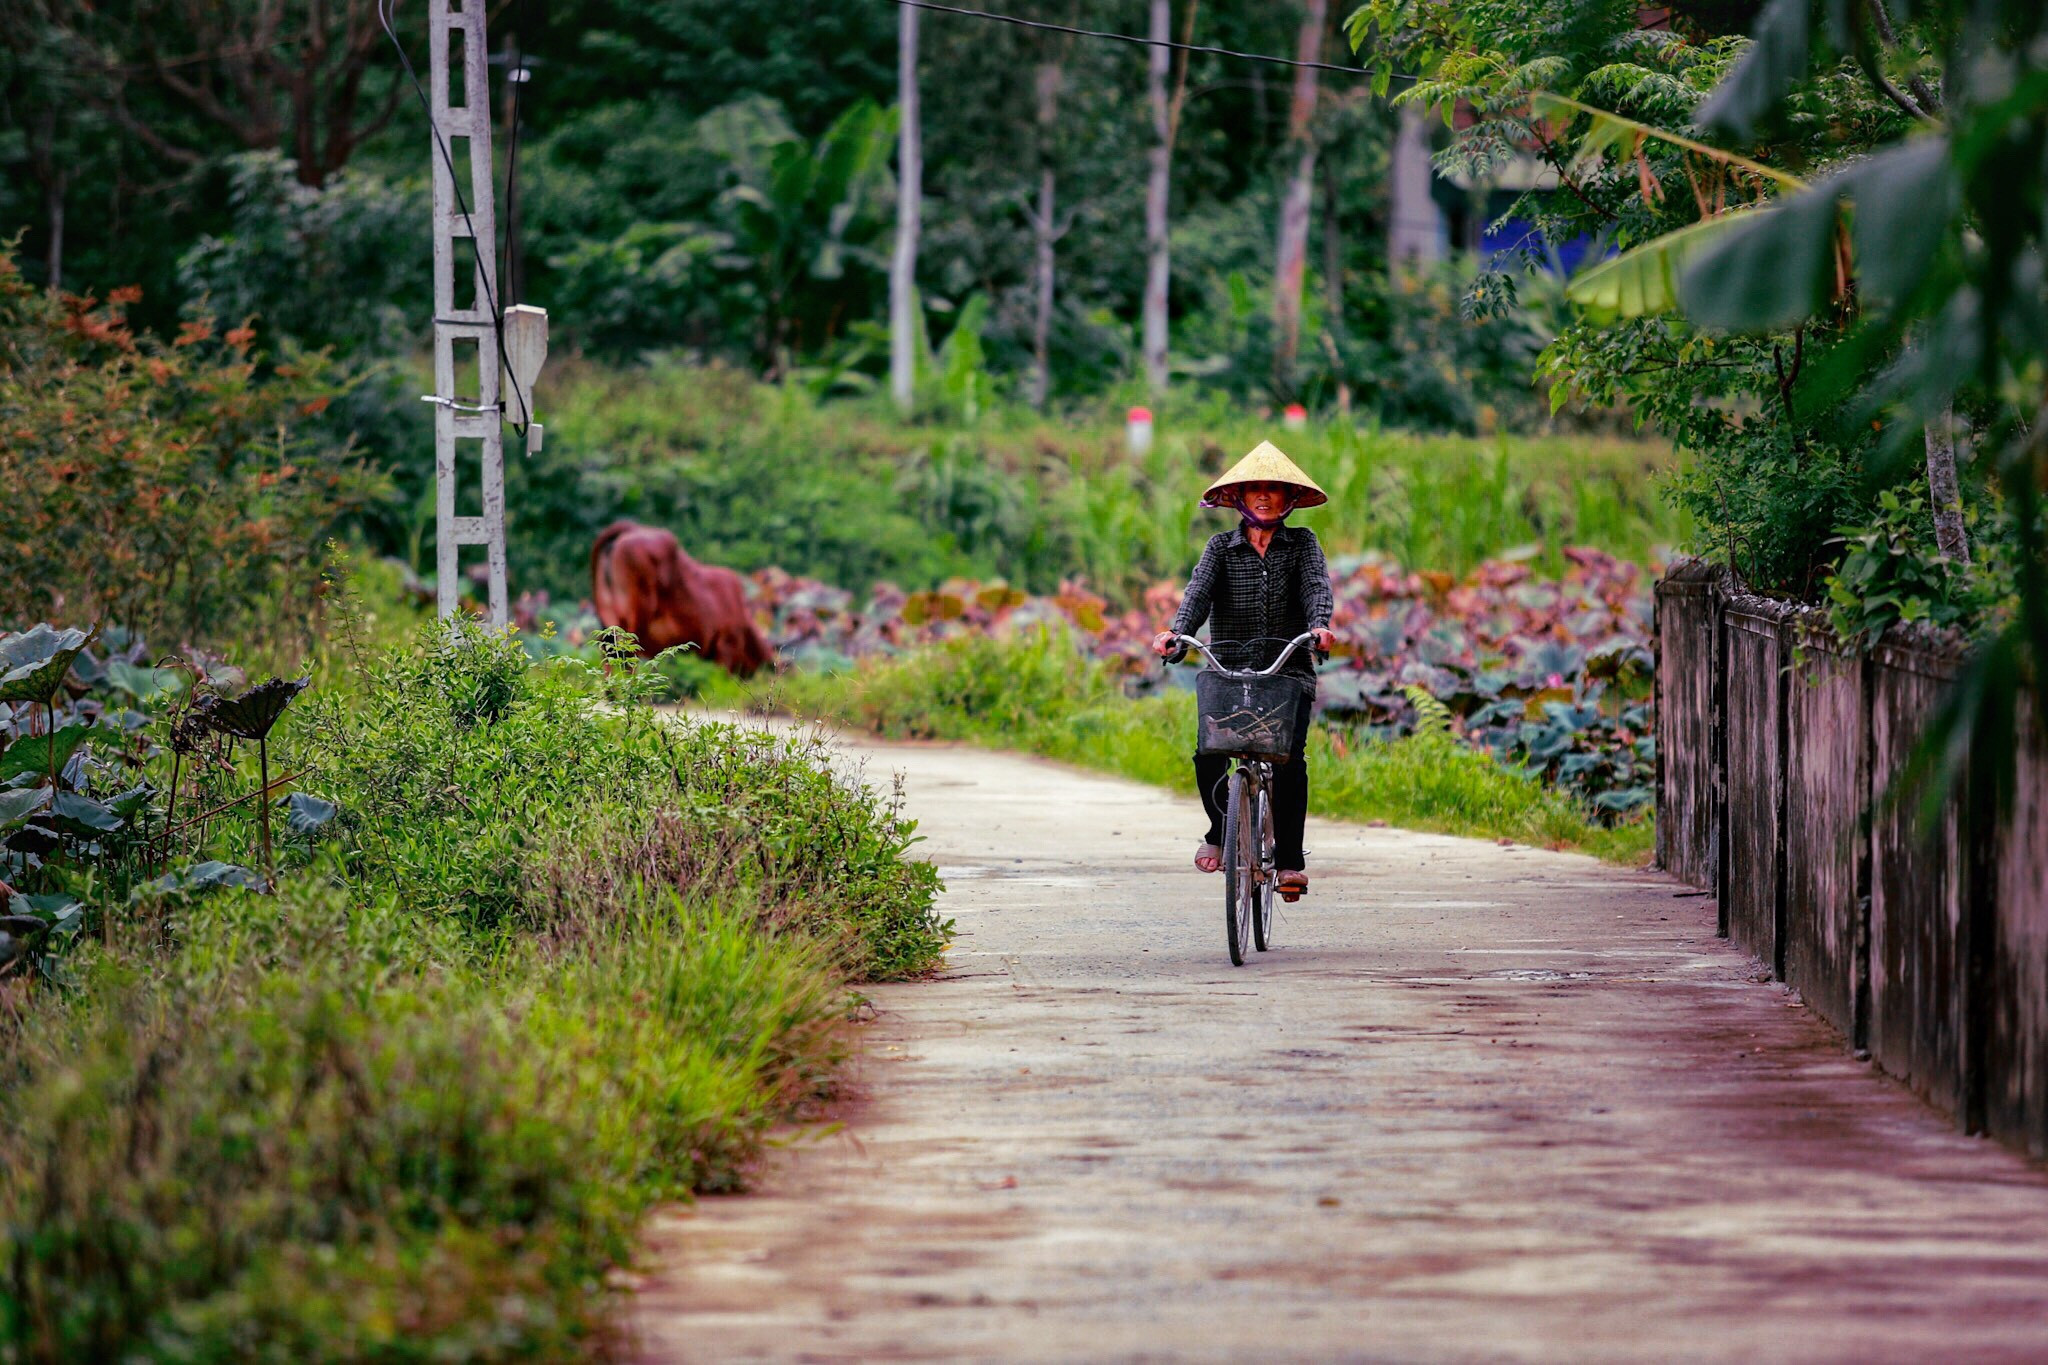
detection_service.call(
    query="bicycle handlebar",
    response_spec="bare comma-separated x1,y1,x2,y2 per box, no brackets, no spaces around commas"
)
1162,630,1323,678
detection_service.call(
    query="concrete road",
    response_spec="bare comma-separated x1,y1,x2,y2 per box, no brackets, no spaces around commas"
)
628,729,2048,1363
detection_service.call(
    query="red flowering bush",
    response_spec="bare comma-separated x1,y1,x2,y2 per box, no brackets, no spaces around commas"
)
0,248,383,644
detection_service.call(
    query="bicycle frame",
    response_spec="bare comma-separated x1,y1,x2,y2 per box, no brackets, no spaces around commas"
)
1165,631,1319,963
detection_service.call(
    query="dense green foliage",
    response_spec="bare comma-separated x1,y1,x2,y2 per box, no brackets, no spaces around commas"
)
1354,0,2048,791
509,362,1680,605
0,594,946,1358
2,1,1564,419
727,631,1653,865
0,250,380,645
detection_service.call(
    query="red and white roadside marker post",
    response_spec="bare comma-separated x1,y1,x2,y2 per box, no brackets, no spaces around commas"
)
1127,405,1154,456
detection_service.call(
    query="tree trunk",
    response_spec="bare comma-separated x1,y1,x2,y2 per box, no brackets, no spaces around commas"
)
44,174,63,291
1029,61,1062,413
1142,0,1173,396
1388,104,1447,271
890,2,922,412
33,106,64,291
1926,404,1970,563
1321,155,1348,415
1270,0,1327,397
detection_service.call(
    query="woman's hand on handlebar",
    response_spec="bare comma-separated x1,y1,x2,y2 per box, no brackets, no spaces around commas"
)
1153,630,1194,664
1311,627,1336,657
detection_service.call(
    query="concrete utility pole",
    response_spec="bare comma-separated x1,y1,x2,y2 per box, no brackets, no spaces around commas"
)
890,1,922,413
1141,0,1173,395
428,0,508,625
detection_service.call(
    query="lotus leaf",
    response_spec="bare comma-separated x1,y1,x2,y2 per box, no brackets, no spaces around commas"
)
51,790,123,833
12,892,83,930
0,624,94,705
105,661,182,702
201,676,309,740
0,724,94,782
147,860,266,893
285,792,339,835
0,786,49,831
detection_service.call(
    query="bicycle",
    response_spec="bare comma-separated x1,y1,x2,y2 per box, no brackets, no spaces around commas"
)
1162,630,1322,966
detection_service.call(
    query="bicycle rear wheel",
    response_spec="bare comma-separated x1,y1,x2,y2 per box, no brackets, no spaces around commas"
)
1222,768,1256,966
1252,782,1276,952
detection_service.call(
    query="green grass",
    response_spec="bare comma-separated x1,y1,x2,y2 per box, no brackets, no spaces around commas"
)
719,632,1655,866
507,360,1685,605
1,593,948,1359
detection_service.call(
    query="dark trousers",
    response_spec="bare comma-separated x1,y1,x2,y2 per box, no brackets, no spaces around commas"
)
1195,683,1312,869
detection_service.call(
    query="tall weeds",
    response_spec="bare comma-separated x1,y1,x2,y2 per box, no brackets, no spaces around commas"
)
0,607,948,1360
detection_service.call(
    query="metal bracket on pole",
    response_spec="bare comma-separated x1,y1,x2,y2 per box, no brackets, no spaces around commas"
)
428,0,507,626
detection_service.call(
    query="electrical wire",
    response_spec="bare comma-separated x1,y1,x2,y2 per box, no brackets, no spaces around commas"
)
889,0,1414,87
377,0,532,431
499,0,528,311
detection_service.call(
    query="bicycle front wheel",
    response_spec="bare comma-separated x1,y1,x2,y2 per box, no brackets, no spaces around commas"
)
1253,782,1276,952
1222,768,1256,966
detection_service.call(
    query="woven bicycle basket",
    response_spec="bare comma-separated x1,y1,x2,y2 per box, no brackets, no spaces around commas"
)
1194,671,1311,760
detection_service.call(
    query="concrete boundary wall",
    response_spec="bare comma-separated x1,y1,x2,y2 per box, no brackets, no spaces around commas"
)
1654,561,2048,1159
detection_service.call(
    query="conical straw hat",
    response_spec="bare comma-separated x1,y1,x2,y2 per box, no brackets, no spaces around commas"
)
1201,439,1328,510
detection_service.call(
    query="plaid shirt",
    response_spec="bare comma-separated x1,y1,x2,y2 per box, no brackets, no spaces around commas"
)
1170,523,1333,676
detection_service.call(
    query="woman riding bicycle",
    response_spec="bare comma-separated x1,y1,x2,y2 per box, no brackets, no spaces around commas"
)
1151,441,1335,895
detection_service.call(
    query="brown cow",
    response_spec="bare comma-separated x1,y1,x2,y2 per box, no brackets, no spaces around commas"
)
589,521,773,676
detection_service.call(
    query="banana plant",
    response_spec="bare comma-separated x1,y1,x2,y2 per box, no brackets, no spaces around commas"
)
714,98,898,369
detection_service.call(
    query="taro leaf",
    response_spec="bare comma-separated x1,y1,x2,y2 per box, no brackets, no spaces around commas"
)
901,592,965,627
105,661,182,703
0,724,94,782
1541,700,1605,730
1521,725,1578,764
1584,639,1653,682
1469,699,1527,728
52,790,123,833
1593,788,1653,814
1519,639,1587,684
0,624,94,705
0,786,49,832
147,860,266,894
202,677,309,740
285,792,338,836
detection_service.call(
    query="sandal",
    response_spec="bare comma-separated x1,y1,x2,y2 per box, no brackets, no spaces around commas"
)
1277,869,1308,894
1194,843,1222,874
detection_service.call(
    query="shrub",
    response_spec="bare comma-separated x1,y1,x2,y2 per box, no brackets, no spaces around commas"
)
0,246,384,646
296,616,946,978
0,589,948,1358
